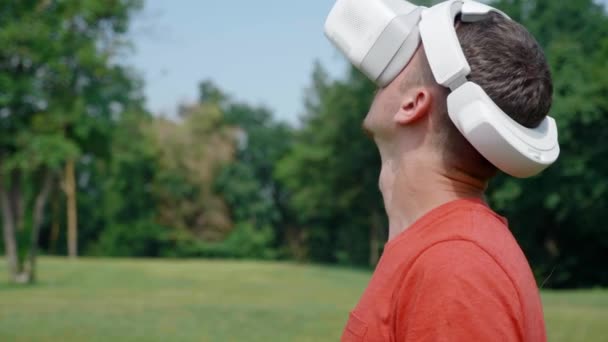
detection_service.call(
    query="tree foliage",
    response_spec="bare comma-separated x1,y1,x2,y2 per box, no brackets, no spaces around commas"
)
150,103,236,241
0,0,142,283
1,0,606,289
277,64,385,265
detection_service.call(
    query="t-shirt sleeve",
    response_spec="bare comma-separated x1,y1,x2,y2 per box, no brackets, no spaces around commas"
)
394,240,524,342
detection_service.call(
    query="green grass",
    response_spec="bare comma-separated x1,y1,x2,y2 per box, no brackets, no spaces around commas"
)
0,258,606,341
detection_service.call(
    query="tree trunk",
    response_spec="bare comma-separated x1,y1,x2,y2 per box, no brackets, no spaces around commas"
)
65,159,78,259
49,190,61,253
24,170,54,283
0,177,20,283
10,169,24,232
369,210,382,267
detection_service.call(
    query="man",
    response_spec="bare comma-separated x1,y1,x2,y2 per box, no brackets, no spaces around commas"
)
337,6,551,342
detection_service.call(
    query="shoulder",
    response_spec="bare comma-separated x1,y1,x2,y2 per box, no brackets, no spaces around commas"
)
417,239,507,272
394,240,525,340
395,240,524,321
412,204,527,283
407,239,520,297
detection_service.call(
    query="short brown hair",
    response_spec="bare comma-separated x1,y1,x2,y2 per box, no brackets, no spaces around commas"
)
432,13,553,177
458,13,553,128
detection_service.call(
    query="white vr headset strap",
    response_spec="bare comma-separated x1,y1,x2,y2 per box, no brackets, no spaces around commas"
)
419,0,508,89
448,83,560,177
420,0,470,89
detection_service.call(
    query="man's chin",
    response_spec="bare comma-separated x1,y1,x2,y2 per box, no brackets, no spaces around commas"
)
362,119,375,140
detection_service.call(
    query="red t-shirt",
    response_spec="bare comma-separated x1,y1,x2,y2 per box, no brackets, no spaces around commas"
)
341,198,546,342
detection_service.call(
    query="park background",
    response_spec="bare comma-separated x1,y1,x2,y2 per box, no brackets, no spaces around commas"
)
0,0,607,341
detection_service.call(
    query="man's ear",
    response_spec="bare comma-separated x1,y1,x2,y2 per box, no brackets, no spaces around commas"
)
393,88,432,125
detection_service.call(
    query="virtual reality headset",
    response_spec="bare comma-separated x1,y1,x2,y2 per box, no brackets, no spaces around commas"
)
324,0,560,178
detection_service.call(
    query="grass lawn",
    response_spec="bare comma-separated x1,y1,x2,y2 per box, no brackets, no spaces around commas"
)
0,258,606,341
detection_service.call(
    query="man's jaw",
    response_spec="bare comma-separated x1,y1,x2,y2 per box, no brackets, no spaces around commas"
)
361,121,374,141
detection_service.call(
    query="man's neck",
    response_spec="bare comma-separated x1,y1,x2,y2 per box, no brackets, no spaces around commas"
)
379,154,488,241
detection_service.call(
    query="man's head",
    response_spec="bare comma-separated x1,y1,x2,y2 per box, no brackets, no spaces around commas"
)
363,12,553,180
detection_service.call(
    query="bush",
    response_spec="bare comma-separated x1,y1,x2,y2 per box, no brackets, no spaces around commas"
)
93,220,169,257
163,223,276,260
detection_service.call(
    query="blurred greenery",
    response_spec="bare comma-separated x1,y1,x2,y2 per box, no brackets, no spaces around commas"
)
0,0,607,290
0,258,606,341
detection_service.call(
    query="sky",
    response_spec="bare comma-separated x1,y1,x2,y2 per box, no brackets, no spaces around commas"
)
127,0,347,124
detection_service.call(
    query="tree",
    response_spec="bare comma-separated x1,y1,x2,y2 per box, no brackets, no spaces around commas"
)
0,0,142,283
74,107,161,258
149,103,237,242
214,82,294,257
276,63,385,265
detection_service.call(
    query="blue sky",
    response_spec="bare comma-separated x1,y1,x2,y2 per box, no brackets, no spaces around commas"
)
127,0,347,124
